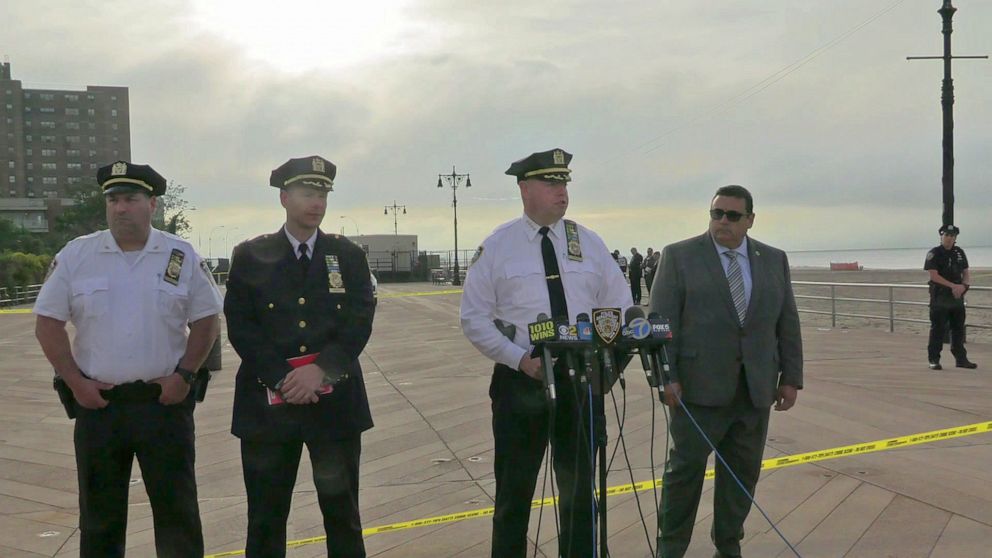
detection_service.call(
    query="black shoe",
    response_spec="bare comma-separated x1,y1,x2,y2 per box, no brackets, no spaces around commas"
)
928,361,942,370
713,552,742,558
956,360,978,369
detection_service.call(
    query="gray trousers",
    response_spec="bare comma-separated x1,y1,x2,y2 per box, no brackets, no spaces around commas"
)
659,375,770,558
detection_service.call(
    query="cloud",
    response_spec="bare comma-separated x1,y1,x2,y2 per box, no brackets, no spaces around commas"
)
3,0,990,257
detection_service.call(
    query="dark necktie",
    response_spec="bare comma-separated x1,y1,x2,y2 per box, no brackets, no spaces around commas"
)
299,243,311,274
538,226,569,320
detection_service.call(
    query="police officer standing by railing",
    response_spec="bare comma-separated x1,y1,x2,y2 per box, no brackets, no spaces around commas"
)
33,161,222,557
925,224,977,370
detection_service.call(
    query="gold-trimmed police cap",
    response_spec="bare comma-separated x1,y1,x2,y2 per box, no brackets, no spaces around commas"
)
270,156,336,191
97,161,167,196
505,148,572,183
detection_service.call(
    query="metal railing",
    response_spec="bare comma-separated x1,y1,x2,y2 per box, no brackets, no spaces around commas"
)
792,281,992,332
0,284,43,307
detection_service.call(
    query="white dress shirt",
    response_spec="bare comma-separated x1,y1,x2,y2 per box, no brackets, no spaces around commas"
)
284,227,317,259
460,214,632,369
34,228,223,384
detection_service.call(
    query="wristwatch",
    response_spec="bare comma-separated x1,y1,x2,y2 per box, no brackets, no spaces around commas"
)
174,366,196,385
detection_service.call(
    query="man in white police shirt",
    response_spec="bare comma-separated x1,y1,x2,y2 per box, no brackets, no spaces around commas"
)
34,161,222,557
460,148,631,557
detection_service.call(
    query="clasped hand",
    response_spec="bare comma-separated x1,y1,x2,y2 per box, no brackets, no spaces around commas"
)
280,363,330,404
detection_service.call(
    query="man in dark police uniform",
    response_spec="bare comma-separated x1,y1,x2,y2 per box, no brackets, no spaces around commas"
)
225,156,376,557
925,224,977,370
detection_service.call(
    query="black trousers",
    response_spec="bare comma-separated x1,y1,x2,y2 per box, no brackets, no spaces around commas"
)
74,397,202,558
659,374,770,558
241,435,364,558
928,302,968,363
630,273,642,304
490,363,600,558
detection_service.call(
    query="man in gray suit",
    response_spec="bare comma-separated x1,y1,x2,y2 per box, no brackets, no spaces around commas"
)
650,185,803,558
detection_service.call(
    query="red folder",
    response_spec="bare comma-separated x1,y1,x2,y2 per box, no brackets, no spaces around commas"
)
266,353,333,405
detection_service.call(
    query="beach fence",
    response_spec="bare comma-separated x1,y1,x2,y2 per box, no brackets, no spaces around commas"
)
792,281,992,336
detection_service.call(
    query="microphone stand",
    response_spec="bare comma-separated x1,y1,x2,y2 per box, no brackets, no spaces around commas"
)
597,346,611,558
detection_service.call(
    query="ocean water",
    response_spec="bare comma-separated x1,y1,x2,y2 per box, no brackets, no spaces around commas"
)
786,246,992,269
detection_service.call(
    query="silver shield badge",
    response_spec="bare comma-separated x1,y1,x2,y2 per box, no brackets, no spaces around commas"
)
591,308,622,345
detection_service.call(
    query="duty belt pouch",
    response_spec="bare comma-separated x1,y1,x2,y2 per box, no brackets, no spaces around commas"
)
193,369,212,402
53,376,76,419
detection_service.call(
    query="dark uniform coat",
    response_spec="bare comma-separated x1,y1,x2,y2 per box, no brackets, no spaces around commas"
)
225,228,375,441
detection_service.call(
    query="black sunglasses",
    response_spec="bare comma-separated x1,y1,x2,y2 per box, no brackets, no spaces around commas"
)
709,209,749,222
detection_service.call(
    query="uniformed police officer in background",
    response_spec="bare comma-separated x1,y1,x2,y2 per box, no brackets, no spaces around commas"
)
34,161,222,557
460,148,631,557
925,224,977,370
224,156,375,558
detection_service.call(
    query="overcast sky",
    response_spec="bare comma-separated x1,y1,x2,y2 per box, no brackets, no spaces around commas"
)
3,0,990,257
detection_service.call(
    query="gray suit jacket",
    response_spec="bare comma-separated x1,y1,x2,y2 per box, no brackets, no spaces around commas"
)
650,233,803,408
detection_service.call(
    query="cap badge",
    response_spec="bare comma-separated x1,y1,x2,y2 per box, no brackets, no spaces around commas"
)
312,157,325,173
111,162,127,176
553,150,565,165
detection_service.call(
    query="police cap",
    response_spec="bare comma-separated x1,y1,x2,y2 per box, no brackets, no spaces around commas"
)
939,224,960,236
97,161,167,196
270,156,336,191
505,148,572,183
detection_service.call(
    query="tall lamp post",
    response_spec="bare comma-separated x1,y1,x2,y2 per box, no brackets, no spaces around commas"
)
339,215,360,236
437,166,470,286
208,225,225,259
224,227,240,258
907,1,987,226
384,200,407,235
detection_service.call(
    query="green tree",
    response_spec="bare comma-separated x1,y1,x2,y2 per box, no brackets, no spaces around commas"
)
161,180,192,238
53,187,106,243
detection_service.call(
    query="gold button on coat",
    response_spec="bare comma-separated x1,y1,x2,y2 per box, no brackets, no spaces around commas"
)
300,345,307,353
299,320,307,328
336,304,342,310
298,297,306,305
267,303,274,309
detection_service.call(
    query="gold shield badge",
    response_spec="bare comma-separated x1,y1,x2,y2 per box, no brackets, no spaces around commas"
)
553,149,565,165
591,307,622,345
312,157,325,173
111,161,127,175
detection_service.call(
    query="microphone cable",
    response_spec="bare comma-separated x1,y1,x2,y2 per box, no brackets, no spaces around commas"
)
651,387,672,555
673,395,802,557
609,382,656,557
532,438,561,558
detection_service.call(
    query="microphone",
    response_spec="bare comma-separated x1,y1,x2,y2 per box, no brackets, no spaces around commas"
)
575,313,596,385
527,312,557,404
623,306,657,387
554,317,581,378
647,312,673,384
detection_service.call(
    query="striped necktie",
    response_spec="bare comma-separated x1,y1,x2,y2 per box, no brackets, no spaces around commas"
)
724,251,747,325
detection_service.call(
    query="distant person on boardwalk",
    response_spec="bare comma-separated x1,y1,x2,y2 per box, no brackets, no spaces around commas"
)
460,148,631,557
925,224,977,370
629,246,644,304
643,247,658,298
650,184,803,558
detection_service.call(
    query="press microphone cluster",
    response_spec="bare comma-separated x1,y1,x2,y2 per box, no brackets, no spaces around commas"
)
616,307,673,401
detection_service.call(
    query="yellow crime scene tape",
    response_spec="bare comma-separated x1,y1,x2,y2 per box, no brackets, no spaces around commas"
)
205,420,992,557
378,289,463,299
0,308,32,314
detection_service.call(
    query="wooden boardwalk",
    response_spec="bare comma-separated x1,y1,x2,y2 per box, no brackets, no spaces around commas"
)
1,282,990,557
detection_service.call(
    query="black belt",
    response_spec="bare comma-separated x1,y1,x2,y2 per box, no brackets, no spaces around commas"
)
100,381,162,402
